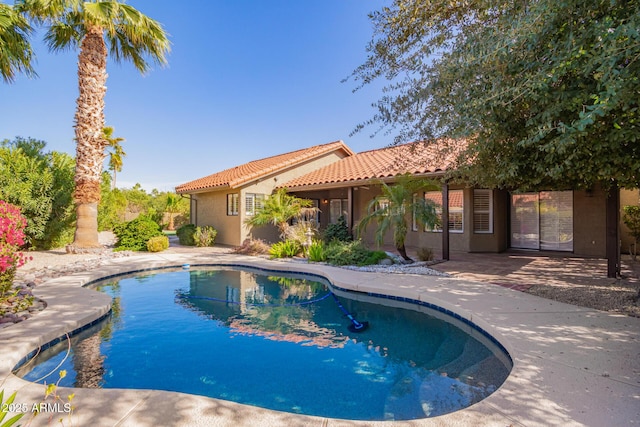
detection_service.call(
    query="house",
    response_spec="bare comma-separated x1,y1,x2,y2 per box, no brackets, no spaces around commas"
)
176,140,635,263
283,141,618,258
175,141,354,246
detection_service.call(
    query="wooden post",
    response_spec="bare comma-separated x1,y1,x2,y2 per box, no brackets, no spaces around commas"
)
606,182,620,278
442,183,450,260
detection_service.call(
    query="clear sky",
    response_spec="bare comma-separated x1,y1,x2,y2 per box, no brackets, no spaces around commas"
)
1,1,391,192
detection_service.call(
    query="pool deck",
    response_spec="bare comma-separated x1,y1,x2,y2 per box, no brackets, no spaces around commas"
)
1,251,639,426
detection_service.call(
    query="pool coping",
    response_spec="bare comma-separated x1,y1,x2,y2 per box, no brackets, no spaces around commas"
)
1,252,639,426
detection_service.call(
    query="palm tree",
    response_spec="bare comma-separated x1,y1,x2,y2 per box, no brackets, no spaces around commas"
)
18,0,170,249
165,192,180,231
0,2,34,83
245,188,316,239
356,174,440,261
103,126,125,189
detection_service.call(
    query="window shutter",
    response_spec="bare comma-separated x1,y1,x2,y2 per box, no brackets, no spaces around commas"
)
245,194,254,216
473,190,493,233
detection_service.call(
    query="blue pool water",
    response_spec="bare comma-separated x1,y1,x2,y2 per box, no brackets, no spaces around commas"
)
16,266,512,421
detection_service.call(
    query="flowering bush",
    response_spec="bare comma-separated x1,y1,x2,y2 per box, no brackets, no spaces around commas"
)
0,201,29,295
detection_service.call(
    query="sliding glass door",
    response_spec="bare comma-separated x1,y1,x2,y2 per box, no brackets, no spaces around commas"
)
511,191,573,252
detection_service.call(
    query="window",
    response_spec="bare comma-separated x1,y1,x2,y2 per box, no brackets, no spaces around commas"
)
227,193,239,216
245,193,265,216
329,199,348,224
424,190,464,232
473,189,493,233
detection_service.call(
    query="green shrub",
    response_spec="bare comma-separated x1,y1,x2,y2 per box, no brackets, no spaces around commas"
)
176,223,196,246
322,216,352,243
307,240,326,262
147,235,169,252
365,250,388,265
113,216,163,251
269,240,301,259
194,225,217,247
325,240,387,266
0,138,76,249
416,247,434,261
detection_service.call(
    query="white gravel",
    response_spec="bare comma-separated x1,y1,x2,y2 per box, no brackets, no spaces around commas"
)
340,261,450,276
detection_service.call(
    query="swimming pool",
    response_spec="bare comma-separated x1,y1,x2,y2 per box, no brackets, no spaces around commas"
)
15,266,512,421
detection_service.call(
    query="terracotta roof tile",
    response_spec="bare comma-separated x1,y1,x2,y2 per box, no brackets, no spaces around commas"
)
176,141,354,193
283,139,466,189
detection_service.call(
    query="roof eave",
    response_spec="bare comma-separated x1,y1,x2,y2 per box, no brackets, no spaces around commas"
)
176,183,231,195
285,171,447,192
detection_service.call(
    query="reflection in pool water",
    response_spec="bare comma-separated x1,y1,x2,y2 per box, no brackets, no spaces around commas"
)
15,267,511,421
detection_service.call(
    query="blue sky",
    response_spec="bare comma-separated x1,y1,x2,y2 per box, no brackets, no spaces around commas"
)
1,1,391,192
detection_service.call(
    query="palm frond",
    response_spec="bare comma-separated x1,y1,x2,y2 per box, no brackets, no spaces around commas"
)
0,3,35,82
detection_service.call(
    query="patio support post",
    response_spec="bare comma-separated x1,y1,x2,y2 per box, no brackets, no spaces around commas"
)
606,182,620,278
442,183,450,260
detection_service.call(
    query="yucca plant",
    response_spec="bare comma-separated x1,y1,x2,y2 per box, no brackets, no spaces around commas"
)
0,390,24,427
307,240,326,262
269,240,301,259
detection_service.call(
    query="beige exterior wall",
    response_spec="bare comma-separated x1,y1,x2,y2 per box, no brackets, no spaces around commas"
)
468,189,509,252
192,191,241,246
572,187,608,257
621,188,640,253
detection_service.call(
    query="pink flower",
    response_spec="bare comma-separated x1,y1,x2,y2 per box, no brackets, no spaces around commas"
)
0,200,29,274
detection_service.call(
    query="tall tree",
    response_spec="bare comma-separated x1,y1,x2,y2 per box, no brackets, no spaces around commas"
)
356,174,439,261
18,0,170,250
103,125,125,189
0,2,34,83
0,137,76,249
351,0,640,192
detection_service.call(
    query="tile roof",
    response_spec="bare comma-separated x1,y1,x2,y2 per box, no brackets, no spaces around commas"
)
176,141,355,193
282,139,466,190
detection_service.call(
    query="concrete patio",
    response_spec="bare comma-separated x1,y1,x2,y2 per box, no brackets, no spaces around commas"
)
1,250,638,426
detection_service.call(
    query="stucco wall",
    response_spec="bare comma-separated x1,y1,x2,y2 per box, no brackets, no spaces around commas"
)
573,187,607,257
193,191,241,246
469,189,509,252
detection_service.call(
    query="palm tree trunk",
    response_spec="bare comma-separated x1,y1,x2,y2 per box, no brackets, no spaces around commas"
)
397,243,413,262
71,26,107,250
